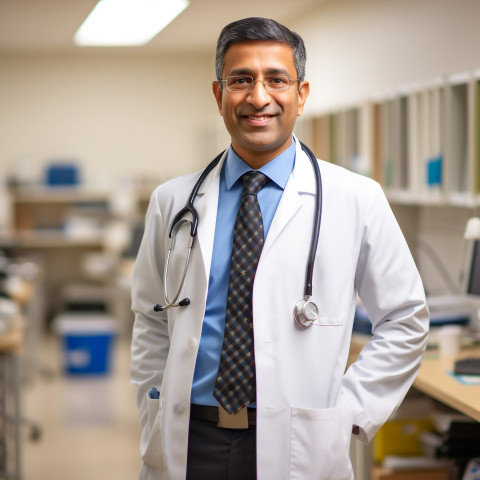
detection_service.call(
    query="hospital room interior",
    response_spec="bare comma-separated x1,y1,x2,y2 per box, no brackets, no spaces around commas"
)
1,0,480,479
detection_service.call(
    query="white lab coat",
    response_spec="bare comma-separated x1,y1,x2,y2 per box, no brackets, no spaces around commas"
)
130,139,429,480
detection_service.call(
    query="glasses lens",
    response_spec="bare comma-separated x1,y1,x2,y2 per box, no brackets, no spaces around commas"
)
265,76,292,91
224,75,295,92
226,75,253,91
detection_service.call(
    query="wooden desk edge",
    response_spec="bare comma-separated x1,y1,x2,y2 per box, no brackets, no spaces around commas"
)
350,334,480,423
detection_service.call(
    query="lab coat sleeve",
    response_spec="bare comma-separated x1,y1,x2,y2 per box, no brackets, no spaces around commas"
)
341,182,429,444
130,189,170,433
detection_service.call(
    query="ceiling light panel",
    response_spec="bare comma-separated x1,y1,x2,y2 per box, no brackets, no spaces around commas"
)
74,0,189,47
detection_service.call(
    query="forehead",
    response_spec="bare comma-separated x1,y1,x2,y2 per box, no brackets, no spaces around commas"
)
222,41,296,76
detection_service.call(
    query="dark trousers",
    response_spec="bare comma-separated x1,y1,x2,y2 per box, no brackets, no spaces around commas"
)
186,417,256,480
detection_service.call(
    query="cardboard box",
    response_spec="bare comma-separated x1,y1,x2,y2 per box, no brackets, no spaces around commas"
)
374,418,435,462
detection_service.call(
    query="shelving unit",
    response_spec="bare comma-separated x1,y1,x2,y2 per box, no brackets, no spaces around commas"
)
0,185,147,326
11,187,110,244
307,103,373,179
306,70,480,210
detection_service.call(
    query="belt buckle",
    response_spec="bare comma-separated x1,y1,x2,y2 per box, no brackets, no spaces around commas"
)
217,405,249,429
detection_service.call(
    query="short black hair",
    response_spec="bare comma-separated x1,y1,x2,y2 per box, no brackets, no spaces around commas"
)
215,17,307,82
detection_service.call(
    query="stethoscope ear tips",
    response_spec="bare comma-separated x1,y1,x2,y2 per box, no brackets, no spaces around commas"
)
179,298,190,307
153,304,163,312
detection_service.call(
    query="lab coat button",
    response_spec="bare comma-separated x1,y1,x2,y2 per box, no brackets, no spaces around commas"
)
174,402,186,414
187,337,197,349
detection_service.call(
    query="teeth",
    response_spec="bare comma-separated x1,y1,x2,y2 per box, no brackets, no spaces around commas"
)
246,115,271,120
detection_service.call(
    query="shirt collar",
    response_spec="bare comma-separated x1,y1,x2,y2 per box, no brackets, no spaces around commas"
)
224,137,296,191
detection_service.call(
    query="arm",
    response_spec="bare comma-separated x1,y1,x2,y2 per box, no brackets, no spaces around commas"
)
130,190,170,432
341,182,429,443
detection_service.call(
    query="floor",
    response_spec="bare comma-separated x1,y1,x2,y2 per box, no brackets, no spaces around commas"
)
20,333,142,480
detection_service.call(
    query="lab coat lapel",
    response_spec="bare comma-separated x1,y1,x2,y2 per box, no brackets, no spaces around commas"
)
263,144,317,254
193,151,227,281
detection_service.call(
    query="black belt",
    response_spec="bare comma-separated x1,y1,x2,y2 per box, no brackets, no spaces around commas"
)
190,404,256,428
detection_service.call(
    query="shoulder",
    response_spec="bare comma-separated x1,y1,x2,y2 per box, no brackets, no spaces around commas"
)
318,160,383,199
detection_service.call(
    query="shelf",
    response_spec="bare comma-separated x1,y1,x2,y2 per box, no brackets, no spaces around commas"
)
310,104,372,178
0,231,105,249
11,186,110,204
307,70,480,208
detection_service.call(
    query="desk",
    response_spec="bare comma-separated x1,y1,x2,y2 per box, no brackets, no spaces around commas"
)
0,326,24,480
414,346,480,422
349,336,480,480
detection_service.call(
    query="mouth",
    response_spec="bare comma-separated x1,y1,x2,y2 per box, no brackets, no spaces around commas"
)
241,113,276,126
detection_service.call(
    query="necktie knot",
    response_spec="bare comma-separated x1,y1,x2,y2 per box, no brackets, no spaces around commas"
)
242,171,269,196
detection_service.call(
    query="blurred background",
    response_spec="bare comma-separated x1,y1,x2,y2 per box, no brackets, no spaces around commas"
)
1,0,480,479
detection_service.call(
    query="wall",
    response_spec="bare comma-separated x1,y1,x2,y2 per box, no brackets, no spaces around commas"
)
2,0,480,187
298,0,480,114
0,52,226,188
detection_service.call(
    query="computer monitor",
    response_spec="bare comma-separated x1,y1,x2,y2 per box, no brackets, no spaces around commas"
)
466,240,480,296
460,239,480,332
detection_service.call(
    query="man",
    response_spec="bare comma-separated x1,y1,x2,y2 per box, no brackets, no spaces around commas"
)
131,17,429,480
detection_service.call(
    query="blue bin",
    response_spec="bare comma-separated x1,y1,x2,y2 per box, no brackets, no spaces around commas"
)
55,314,116,375
45,163,80,186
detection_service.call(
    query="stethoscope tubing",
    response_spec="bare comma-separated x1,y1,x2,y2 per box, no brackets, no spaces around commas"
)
299,142,323,298
154,143,322,315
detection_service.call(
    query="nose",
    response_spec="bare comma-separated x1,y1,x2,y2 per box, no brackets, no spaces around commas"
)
246,79,272,109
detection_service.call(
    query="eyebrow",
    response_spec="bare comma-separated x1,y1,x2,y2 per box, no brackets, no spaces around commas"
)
227,67,292,77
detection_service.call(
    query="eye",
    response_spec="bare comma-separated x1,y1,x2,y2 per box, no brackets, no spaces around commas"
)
267,76,290,88
227,76,253,88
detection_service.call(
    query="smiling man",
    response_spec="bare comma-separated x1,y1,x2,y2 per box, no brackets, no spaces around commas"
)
212,40,309,168
131,17,429,480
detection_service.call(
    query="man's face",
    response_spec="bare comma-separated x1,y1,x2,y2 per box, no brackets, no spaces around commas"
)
212,41,309,168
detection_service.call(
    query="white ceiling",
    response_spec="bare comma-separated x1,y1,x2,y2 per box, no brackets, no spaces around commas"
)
0,0,325,54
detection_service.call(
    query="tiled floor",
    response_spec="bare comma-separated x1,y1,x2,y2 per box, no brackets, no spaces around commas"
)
20,334,142,480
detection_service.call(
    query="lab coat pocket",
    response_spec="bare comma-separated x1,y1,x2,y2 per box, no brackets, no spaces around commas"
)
141,396,166,469
290,405,353,480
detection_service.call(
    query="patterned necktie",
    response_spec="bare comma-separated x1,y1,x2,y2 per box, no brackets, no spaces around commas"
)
214,171,269,415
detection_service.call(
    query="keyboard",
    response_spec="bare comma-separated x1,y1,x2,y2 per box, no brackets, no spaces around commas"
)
454,357,480,376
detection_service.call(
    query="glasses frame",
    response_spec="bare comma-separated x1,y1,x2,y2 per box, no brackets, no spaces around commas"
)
220,75,299,93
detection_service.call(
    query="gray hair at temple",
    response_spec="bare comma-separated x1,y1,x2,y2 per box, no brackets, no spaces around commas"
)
215,17,307,84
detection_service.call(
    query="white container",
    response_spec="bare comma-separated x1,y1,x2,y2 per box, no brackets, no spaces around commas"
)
437,325,462,357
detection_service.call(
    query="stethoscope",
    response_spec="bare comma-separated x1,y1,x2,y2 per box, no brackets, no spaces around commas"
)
153,142,323,328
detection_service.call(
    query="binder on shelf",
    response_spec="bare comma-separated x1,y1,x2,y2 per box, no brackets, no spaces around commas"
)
408,89,422,196
331,111,346,168
373,101,384,184
445,72,471,201
424,80,446,200
473,71,480,195
312,114,331,162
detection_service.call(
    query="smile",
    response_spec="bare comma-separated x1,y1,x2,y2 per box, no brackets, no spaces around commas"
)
242,114,276,125
245,115,273,120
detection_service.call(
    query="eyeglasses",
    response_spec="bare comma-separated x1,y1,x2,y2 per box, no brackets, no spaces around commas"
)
221,75,298,92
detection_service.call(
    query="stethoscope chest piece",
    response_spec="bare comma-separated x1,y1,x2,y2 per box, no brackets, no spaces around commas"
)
294,298,319,328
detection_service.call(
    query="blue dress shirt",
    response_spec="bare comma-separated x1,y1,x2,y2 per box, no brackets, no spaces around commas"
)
190,138,296,406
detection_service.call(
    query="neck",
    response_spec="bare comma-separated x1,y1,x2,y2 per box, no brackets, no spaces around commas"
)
232,139,293,170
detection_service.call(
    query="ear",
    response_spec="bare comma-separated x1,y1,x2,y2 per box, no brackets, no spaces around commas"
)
212,81,224,115
296,81,310,117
